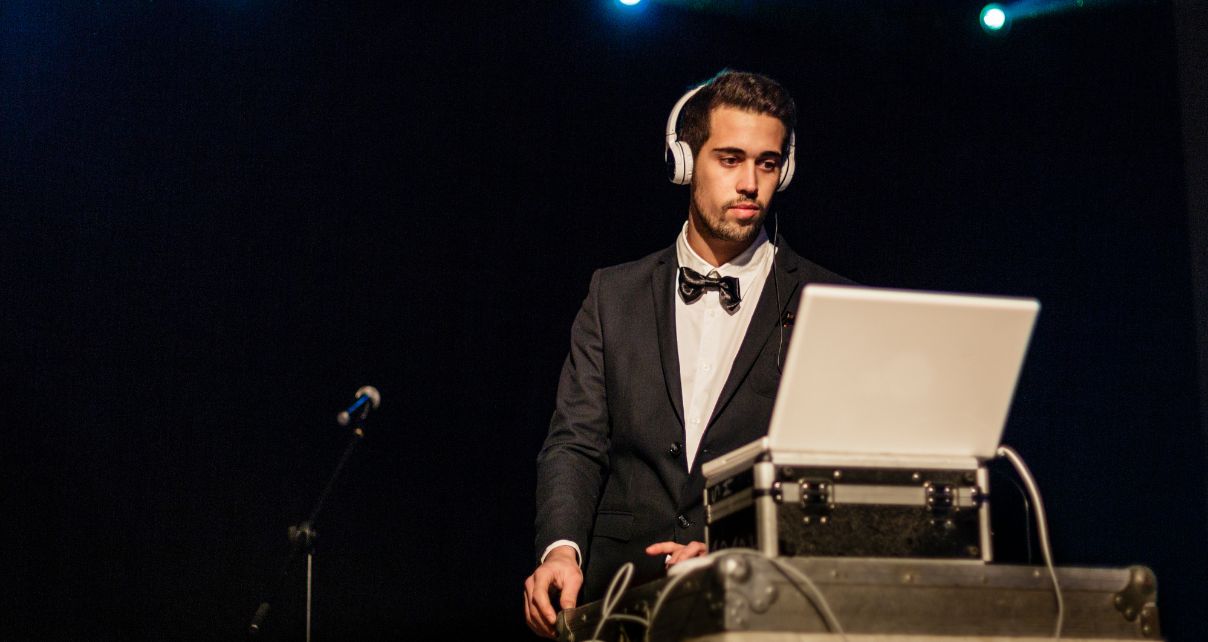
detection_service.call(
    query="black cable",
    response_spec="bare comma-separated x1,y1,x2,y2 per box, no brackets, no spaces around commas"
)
991,463,1035,564
772,210,785,373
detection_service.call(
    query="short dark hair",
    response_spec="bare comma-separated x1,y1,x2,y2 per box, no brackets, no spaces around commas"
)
678,69,796,159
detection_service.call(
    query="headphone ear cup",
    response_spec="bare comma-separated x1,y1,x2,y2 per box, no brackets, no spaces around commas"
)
666,85,704,187
777,133,796,192
666,140,694,186
777,152,795,192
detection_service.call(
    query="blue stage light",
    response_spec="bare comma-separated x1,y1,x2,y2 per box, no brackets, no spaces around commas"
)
980,4,1009,32
619,0,641,5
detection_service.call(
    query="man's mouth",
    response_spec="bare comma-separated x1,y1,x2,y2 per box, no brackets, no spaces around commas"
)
727,202,762,219
727,199,762,211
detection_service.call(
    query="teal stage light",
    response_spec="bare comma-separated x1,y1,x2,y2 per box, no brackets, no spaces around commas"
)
980,4,1009,32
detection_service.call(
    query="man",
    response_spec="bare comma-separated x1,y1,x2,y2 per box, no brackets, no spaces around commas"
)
523,70,851,638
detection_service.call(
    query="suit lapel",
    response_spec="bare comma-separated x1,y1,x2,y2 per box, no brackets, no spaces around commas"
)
704,243,803,429
652,248,685,428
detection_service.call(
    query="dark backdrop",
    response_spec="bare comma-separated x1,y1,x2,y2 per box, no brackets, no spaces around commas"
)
4,1,1205,640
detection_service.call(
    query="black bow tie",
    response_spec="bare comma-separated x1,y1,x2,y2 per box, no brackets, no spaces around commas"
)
678,267,742,312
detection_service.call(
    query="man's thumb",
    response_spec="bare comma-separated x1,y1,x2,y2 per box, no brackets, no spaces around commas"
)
558,573,582,610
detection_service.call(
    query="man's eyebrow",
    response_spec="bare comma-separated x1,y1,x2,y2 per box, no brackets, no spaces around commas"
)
710,146,782,157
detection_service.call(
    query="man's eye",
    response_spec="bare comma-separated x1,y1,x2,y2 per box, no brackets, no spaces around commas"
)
760,160,780,171
720,157,739,166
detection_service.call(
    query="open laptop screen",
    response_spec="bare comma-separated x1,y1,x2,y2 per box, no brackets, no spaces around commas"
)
766,285,1039,464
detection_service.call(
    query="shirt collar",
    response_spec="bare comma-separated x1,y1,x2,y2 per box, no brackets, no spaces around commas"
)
675,221,772,279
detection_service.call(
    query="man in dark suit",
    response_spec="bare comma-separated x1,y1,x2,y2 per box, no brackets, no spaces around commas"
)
523,70,850,638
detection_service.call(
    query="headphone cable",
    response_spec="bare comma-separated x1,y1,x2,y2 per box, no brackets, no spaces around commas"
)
772,210,785,373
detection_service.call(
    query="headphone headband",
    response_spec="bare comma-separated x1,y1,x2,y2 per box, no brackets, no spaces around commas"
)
664,84,796,192
665,85,704,146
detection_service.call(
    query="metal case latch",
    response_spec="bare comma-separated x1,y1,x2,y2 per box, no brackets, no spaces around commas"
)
799,479,831,524
925,483,954,516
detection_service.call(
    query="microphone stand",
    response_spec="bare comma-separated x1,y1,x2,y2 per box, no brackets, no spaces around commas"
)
248,424,366,640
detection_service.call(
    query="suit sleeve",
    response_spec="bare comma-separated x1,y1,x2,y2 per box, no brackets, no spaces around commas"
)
534,269,610,563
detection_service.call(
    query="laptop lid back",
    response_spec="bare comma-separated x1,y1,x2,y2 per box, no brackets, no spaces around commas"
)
766,285,1039,465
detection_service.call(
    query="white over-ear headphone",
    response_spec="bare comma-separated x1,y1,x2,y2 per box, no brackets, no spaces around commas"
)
664,84,797,192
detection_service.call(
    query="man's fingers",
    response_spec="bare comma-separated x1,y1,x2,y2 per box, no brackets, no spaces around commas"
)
527,605,554,638
525,587,555,638
523,590,539,636
667,541,709,565
524,577,553,638
648,540,710,567
533,572,558,626
645,541,683,556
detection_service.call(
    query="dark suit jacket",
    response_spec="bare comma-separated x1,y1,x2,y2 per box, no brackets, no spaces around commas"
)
535,237,851,601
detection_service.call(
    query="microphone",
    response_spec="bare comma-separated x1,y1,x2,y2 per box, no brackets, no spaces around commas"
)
337,385,381,426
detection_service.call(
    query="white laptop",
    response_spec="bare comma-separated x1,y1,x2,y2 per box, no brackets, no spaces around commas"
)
763,284,1039,470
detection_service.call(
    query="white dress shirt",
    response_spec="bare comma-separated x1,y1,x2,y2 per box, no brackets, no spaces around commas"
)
674,223,773,470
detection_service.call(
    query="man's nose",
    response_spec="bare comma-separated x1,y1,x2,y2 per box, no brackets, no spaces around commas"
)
737,162,758,196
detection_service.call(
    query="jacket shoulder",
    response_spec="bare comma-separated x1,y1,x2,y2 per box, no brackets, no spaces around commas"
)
797,257,855,286
776,241,857,286
594,244,676,285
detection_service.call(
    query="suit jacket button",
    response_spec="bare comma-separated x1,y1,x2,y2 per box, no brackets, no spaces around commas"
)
676,514,691,529
667,443,682,457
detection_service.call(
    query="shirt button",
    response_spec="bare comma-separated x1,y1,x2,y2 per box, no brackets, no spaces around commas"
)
691,417,700,425
702,364,711,372
677,514,691,529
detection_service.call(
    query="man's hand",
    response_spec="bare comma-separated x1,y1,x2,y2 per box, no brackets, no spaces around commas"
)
524,546,582,639
645,541,708,568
